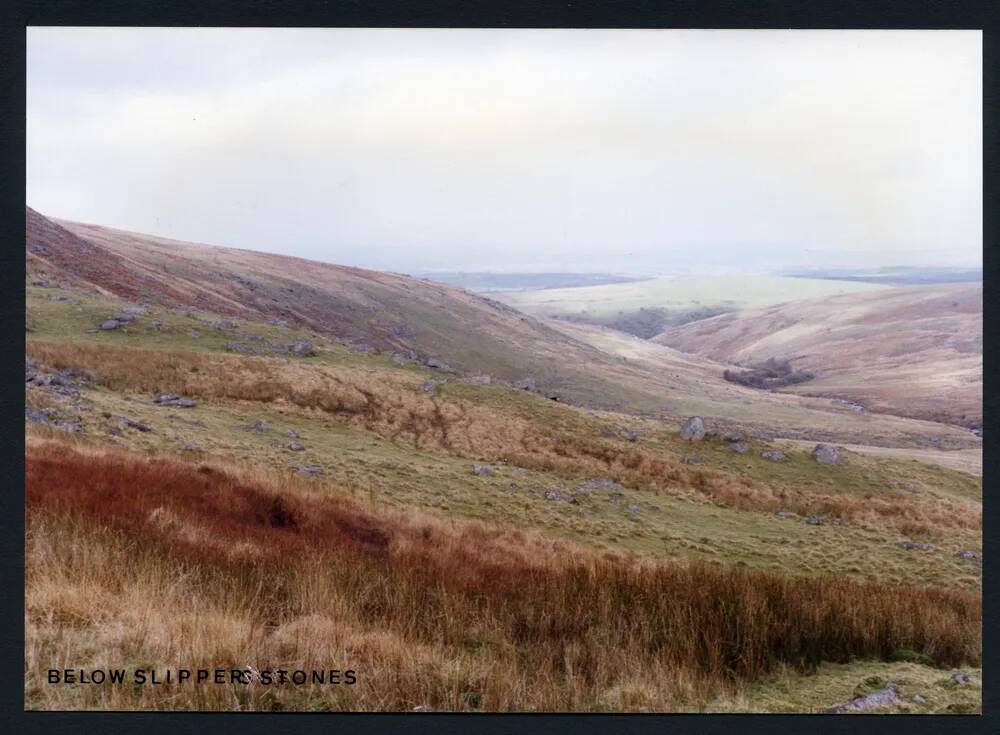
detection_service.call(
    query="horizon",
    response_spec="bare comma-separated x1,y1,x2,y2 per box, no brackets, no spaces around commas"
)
27,28,982,274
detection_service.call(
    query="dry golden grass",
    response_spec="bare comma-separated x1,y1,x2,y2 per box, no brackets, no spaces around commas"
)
27,340,981,537
25,438,981,711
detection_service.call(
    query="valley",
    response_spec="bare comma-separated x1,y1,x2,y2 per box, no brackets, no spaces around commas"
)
24,207,982,713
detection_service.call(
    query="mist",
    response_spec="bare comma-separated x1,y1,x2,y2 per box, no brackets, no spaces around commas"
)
27,28,982,275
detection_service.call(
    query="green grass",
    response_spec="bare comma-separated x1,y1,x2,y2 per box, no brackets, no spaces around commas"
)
715,660,981,714
27,282,982,590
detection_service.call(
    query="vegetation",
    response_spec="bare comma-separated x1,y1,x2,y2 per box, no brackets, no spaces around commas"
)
724,358,815,390
26,440,980,712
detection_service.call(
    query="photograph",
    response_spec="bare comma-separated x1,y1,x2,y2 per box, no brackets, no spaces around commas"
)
23,27,982,713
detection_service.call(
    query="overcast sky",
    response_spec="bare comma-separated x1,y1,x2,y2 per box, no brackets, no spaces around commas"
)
27,28,981,275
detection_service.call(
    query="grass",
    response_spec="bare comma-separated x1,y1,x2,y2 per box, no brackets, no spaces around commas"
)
712,660,982,714
25,440,981,712
24,287,983,712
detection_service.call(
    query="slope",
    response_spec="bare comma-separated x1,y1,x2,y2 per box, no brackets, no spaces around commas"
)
653,284,982,428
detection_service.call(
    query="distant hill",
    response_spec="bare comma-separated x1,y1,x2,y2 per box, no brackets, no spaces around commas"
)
784,266,982,285
414,272,648,292
653,284,982,429
494,275,889,338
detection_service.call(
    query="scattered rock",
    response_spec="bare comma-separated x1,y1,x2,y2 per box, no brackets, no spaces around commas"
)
957,550,978,561
350,342,372,353
514,377,537,391
760,450,786,461
826,681,902,714
775,511,796,519
188,329,201,338
99,319,121,330
213,319,237,330
50,294,73,302
25,407,81,433
153,393,198,408
112,312,136,323
240,419,270,432
419,380,439,395
466,374,492,385
544,490,566,502
912,694,926,704
107,426,123,436
179,443,201,452
679,416,706,441
106,414,152,432
472,464,495,477
952,672,978,686
805,516,825,526
680,454,705,465
579,478,622,491
899,540,932,551
295,465,325,475
426,357,454,372
729,442,749,454
723,432,743,442
811,444,845,465
283,428,300,438
624,430,640,443
290,340,315,357
390,352,411,366
287,442,306,452
625,503,640,515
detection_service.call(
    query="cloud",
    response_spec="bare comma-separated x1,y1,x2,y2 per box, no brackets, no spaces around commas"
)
27,28,982,273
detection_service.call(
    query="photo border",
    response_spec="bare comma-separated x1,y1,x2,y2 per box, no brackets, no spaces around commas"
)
2,2,996,733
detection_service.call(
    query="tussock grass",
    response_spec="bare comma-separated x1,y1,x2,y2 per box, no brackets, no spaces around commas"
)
27,340,981,535
26,440,981,711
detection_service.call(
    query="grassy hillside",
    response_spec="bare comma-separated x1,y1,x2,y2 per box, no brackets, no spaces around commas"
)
653,284,982,429
24,214,981,713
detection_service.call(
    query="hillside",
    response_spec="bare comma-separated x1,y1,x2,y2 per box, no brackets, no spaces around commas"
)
494,275,890,337
27,207,677,413
653,285,982,429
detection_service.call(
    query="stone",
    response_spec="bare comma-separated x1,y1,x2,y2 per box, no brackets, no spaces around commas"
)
472,464,495,477
112,312,136,322
729,442,749,454
761,450,786,461
390,352,411,366
290,340,315,357
188,329,201,338
805,516,825,525
826,681,902,714
284,428,300,438
775,511,796,519
723,432,743,442
419,380,439,395
680,455,705,465
899,540,932,551
952,672,978,686
295,465,325,475
426,357,454,371
240,419,270,432
912,694,926,704
179,443,201,452
514,377,537,391
625,503,640,514
153,393,197,408
679,416,706,441
579,478,622,491
99,320,121,330
466,374,492,385
957,550,978,561
811,444,845,465
287,442,306,452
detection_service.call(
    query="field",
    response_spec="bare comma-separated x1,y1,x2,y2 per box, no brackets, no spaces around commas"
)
24,209,982,712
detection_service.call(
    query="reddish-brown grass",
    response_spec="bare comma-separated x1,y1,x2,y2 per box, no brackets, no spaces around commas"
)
25,440,980,711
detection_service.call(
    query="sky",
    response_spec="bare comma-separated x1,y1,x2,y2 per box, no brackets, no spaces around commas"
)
27,28,982,275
